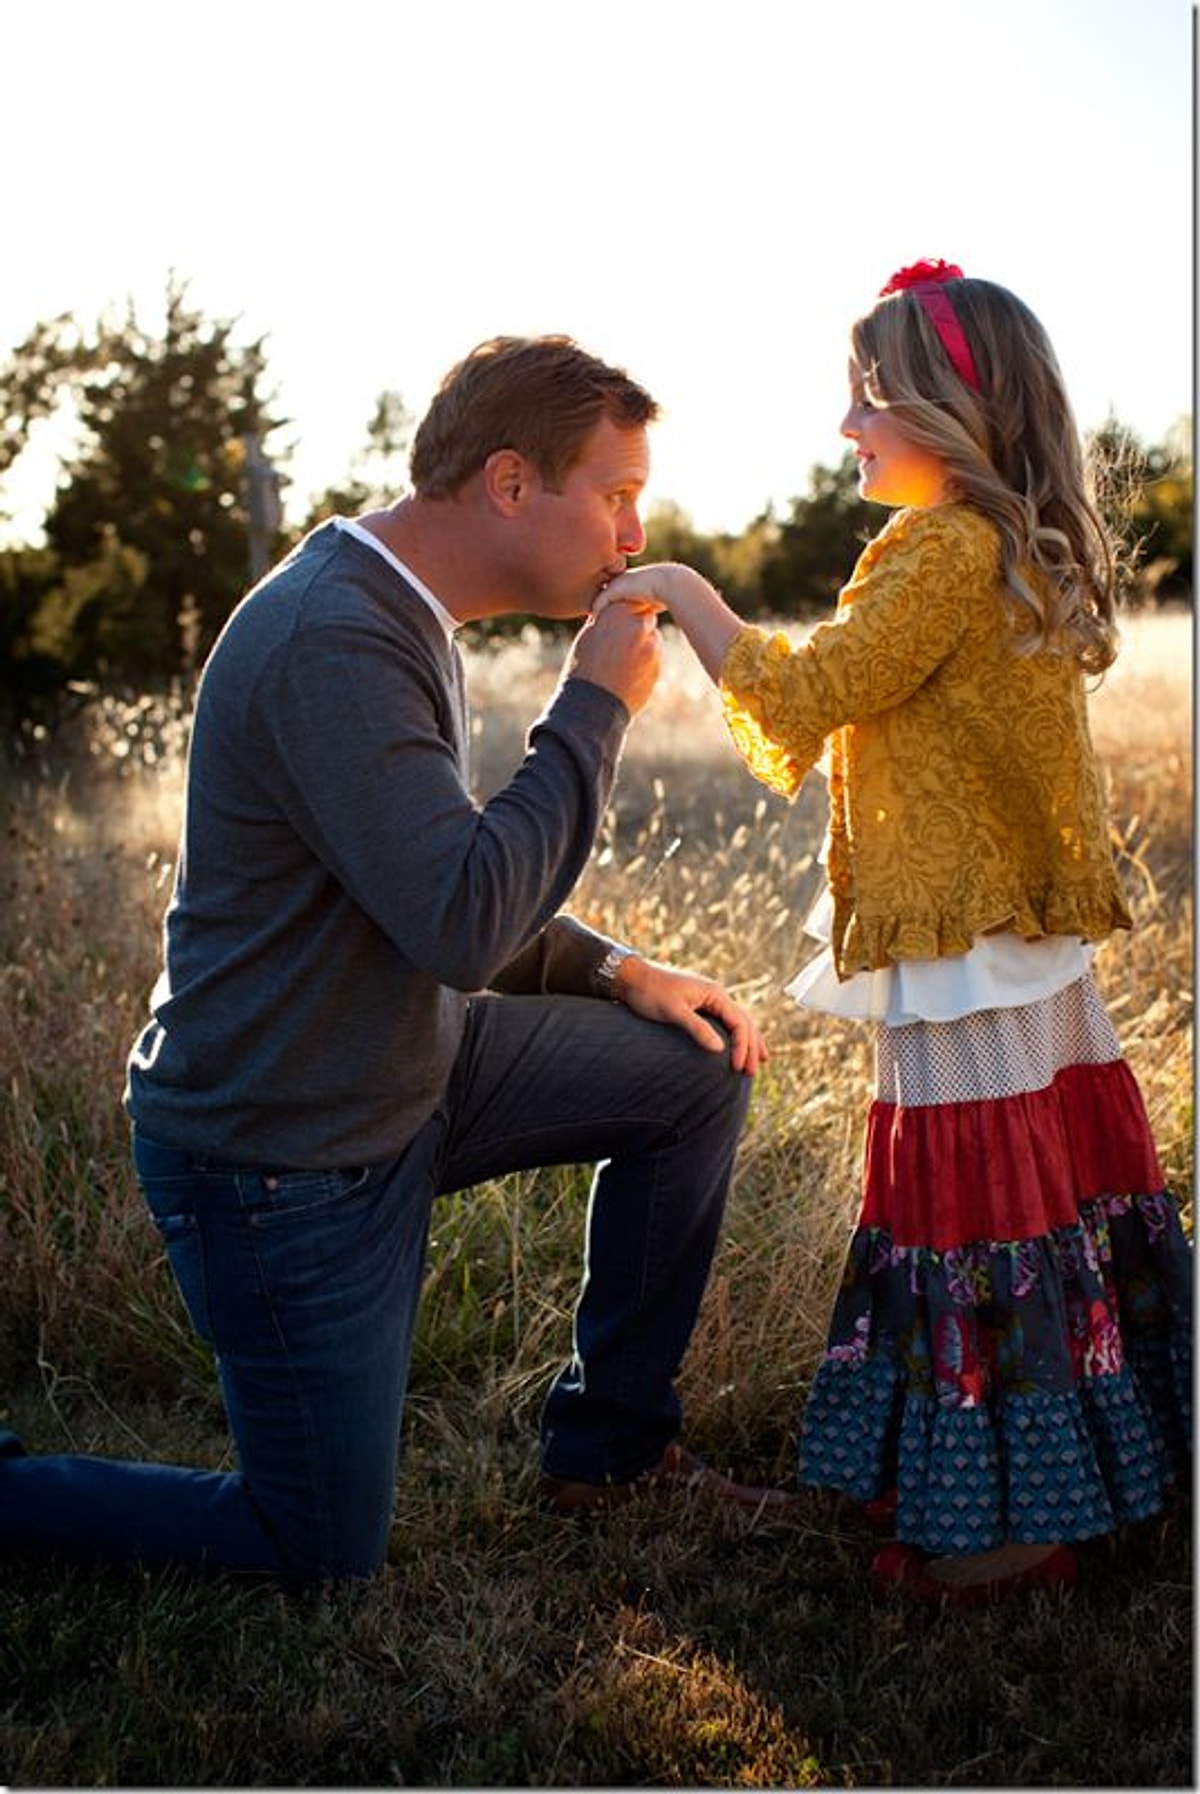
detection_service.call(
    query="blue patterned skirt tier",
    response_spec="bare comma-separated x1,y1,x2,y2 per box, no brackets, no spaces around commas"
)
798,972,1192,1554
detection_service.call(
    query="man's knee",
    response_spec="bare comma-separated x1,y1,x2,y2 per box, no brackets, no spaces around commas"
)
645,1015,755,1139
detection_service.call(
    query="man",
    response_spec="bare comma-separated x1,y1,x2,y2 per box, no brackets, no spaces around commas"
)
0,336,783,1583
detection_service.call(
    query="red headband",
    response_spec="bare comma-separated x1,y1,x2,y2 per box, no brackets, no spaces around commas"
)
879,259,981,393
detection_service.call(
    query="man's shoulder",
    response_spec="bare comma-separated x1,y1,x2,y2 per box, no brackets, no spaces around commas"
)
230,521,447,650
196,526,451,733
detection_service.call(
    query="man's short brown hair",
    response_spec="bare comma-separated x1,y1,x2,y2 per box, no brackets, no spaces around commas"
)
410,335,659,498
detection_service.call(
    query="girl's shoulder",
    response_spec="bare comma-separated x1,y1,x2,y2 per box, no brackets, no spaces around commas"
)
885,501,997,551
853,502,999,584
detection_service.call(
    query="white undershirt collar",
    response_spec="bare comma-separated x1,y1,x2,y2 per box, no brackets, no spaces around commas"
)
335,516,459,638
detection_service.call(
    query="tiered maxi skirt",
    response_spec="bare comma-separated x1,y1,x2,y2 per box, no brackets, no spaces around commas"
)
795,966,1192,1553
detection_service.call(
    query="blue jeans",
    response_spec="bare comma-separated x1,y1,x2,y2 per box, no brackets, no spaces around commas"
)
0,994,750,1582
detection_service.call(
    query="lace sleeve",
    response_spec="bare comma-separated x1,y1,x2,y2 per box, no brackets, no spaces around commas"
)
717,507,997,799
719,628,820,799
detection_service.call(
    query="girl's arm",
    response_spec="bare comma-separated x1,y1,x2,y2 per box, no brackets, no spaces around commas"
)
601,562,810,799
599,563,743,683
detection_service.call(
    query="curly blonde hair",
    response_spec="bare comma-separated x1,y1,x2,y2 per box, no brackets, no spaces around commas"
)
853,278,1119,673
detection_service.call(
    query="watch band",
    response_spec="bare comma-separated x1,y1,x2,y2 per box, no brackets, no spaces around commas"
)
593,943,635,1000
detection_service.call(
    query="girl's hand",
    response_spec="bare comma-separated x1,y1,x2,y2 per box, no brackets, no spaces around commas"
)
599,562,743,685
596,561,709,616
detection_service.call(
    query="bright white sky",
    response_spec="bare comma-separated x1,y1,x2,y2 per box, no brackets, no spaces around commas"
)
2,0,1193,540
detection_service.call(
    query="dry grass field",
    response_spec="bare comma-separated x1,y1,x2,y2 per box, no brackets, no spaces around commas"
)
0,606,1192,1788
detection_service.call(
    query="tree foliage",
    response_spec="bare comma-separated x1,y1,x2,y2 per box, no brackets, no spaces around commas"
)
1088,416,1193,603
0,278,287,718
756,453,881,617
0,277,1191,732
641,454,883,623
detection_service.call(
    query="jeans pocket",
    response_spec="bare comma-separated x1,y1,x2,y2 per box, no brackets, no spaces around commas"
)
145,1197,215,1345
244,1164,373,1227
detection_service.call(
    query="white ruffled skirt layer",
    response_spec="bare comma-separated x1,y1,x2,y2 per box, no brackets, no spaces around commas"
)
785,884,1092,1024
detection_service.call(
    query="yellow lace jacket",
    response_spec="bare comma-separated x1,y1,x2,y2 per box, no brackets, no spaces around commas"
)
720,502,1131,977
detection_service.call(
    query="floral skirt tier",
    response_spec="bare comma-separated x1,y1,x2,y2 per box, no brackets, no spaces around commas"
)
798,971,1193,1553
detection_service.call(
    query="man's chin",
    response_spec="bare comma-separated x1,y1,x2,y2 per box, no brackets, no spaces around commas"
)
544,590,598,621
520,579,608,623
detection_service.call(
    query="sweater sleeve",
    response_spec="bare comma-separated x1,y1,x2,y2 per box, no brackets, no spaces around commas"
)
489,913,613,996
252,613,629,994
718,506,994,798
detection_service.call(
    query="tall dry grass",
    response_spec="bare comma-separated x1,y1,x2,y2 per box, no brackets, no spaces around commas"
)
0,607,1192,1788
1,611,1192,1439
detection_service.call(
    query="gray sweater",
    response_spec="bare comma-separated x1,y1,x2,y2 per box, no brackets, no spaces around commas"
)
125,522,628,1166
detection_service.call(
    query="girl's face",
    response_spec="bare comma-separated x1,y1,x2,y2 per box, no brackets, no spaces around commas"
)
841,362,950,509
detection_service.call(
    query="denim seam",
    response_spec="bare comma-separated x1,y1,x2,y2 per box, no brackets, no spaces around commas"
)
233,1171,333,1580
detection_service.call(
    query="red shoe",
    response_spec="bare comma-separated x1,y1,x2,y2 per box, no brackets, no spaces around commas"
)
861,1488,898,1534
870,1541,1079,1608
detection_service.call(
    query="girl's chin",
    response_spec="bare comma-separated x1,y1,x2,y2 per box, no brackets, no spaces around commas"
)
859,473,906,507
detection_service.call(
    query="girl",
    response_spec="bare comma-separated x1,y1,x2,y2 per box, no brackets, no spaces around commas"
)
600,260,1192,1605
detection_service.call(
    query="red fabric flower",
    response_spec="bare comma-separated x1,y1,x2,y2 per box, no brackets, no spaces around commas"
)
880,258,965,296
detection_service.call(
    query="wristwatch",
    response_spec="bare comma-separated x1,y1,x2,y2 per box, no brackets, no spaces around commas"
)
593,942,636,1000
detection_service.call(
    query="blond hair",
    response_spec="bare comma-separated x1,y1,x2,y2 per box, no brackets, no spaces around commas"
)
853,278,1119,673
410,335,659,499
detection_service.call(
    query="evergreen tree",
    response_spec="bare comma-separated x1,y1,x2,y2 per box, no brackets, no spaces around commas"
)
758,452,879,616
0,277,287,692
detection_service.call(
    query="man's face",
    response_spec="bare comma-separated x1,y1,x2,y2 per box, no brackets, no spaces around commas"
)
515,416,650,618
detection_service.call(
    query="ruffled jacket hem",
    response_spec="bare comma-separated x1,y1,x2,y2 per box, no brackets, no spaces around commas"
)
835,892,1131,979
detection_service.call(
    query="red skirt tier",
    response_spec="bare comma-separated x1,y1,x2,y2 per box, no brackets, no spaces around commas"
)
862,1058,1164,1251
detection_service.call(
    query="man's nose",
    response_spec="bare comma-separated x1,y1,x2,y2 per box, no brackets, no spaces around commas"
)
618,507,646,557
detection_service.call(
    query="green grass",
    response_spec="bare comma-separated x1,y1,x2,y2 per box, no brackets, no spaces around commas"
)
0,611,1193,1787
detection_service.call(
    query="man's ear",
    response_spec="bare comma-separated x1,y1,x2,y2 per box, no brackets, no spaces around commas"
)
482,448,530,515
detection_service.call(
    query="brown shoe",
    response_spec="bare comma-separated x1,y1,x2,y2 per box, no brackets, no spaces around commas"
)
539,1440,798,1516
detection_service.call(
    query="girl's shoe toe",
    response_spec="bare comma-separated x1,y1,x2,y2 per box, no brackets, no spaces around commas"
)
869,1541,924,1590
870,1541,1079,1608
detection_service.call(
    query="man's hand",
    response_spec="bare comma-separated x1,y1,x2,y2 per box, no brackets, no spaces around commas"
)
612,956,769,1076
566,600,662,716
